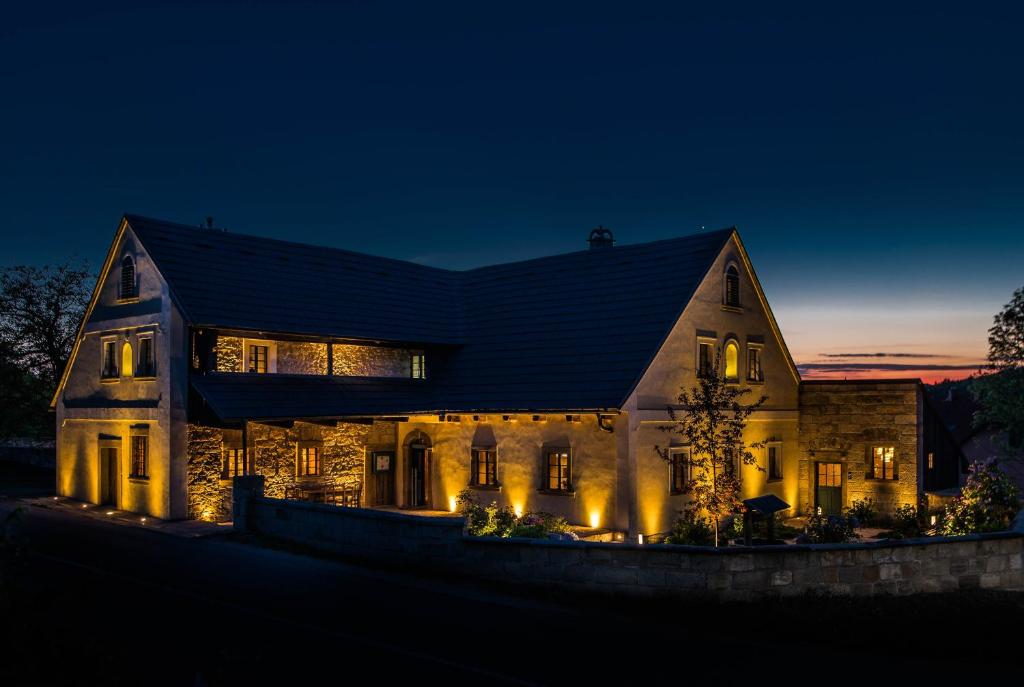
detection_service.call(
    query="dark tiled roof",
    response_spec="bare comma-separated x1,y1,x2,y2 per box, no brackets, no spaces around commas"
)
126,215,733,416
128,215,462,344
191,375,441,421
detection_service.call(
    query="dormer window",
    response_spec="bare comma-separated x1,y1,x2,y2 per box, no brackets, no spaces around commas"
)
119,255,137,300
411,351,426,379
724,264,740,308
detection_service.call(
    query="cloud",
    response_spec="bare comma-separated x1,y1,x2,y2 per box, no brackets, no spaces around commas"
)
817,352,947,359
798,363,982,372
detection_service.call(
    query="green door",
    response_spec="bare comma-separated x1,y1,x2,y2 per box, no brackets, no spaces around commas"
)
815,462,842,515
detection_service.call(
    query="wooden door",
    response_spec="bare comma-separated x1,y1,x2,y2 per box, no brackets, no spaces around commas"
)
372,451,395,506
407,446,430,508
100,447,118,507
815,462,842,515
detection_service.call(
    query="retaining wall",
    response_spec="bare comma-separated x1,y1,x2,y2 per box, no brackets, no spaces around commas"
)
233,477,1024,601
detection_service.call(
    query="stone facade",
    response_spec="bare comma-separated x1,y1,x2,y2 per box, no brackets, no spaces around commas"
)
278,341,328,375
213,336,408,377
332,344,411,377
798,381,921,515
186,420,397,521
214,336,244,372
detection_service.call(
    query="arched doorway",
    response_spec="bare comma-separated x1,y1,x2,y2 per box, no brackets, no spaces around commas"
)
403,430,432,509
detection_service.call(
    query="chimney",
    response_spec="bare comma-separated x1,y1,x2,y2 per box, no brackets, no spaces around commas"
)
206,216,214,229
588,225,615,250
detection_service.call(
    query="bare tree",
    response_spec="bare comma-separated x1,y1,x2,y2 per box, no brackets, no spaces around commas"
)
0,262,92,388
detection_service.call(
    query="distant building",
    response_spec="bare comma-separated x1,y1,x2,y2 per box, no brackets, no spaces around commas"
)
51,216,965,537
930,385,1023,489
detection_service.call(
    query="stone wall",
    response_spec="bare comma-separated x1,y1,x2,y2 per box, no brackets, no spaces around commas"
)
278,341,328,375
798,381,921,515
332,344,411,377
212,336,409,377
214,336,244,372
186,420,396,521
237,485,1024,601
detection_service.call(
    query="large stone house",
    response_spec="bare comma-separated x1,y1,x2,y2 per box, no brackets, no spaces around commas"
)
51,215,965,537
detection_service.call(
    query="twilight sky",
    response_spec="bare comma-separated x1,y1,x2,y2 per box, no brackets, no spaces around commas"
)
2,2,1022,383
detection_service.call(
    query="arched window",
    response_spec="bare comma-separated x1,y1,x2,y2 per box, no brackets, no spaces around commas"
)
724,264,740,308
120,255,137,299
121,341,134,377
724,340,739,382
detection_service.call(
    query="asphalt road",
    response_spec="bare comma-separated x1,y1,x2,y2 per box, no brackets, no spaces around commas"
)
1,463,1021,685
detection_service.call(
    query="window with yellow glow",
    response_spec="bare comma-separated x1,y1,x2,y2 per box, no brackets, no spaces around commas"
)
724,341,739,382
545,449,571,492
121,341,134,377
130,435,148,478
471,448,497,487
872,446,896,480
297,445,320,477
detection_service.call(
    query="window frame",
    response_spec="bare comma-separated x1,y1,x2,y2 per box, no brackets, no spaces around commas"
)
242,338,277,374
746,343,764,383
222,443,246,480
411,351,426,379
470,446,499,488
870,446,897,481
723,262,741,309
766,441,783,482
541,447,573,494
669,446,692,495
296,442,321,478
723,339,740,384
129,427,149,479
118,255,138,301
696,336,716,377
100,336,119,380
136,333,156,378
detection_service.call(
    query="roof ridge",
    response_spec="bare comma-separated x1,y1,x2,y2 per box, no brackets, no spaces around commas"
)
124,213,459,276
125,213,736,274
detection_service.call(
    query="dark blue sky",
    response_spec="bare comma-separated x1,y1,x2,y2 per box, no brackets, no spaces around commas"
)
2,2,1022,378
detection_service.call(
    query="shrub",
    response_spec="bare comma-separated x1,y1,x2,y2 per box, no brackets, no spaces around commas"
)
804,512,858,543
667,508,715,546
457,489,573,539
940,462,1021,536
845,498,876,527
891,504,923,538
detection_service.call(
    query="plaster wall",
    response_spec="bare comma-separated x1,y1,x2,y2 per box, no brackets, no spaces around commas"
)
399,415,620,529
627,234,801,536
55,224,177,518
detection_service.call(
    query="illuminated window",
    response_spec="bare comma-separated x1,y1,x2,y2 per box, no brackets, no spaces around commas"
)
724,264,740,307
119,255,137,300
138,336,155,377
248,345,268,374
121,341,134,377
411,352,426,379
670,447,692,494
698,341,714,377
724,341,739,382
544,449,572,492
471,448,498,487
872,446,896,480
767,443,783,481
130,435,148,478
927,452,934,470
223,446,245,479
297,444,320,477
101,339,118,379
747,346,763,382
